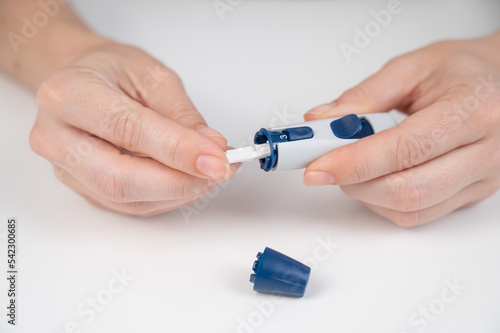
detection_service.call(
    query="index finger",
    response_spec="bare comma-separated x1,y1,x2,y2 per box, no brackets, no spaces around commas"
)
37,75,231,181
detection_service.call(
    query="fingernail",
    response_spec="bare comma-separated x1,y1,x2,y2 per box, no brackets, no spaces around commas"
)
196,125,227,149
303,171,334,186
306,102,337,116
196,155,231,181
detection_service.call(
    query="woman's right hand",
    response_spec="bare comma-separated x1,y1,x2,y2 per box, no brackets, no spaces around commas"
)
30,41,236,216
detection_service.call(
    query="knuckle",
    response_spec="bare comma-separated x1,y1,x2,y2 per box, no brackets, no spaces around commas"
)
29,124,45,156
172,179,200,200
384,54,421,83
387,174,430,212
186,180,211,200
341,84,371,103
173,182,188,200
90,168,129,203
168,103,202,126
384,56,406,69
425,40,457,56
162,133,182,162
330,146,369,183
447,93,479,126
165,68,181,83
168,177,190,200
37,71,69,111
389,211,423,228
349,157,368,183
394,133,434,170
384,54,415,70
105,108,144,150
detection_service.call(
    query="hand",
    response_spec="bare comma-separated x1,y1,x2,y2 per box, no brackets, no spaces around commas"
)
30,42,236,216
303,33,500,227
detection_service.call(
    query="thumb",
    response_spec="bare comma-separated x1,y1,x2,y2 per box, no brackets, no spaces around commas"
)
304,57,425,121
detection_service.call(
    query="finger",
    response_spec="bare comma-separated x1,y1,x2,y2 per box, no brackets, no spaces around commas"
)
362,179,500,227
53,166,211,217
123,63,227,149
38,76,231,181
340,143,489,211
304,56,429,120
31,123,234,202
195,125,227,150
303,99,487,186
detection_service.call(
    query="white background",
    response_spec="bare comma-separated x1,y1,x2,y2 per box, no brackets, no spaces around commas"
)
1,0,500,332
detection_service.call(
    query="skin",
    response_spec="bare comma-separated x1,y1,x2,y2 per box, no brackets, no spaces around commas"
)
1,2,498,224
303,33,500,227
0,1,237,216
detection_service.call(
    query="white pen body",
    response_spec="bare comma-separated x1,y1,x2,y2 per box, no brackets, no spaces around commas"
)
258,113,397,171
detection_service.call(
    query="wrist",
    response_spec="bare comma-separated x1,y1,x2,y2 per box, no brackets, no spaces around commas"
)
0,3,111,90
44,24,112,73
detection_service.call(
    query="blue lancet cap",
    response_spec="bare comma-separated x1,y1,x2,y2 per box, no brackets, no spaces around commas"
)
250,247,311,297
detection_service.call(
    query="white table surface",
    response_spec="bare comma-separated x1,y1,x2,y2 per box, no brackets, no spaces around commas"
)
1,0,500,332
